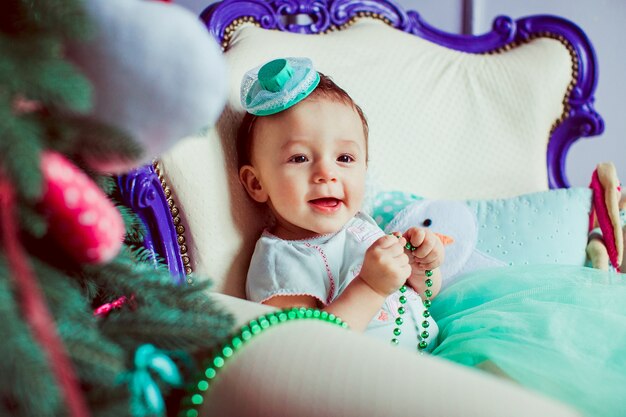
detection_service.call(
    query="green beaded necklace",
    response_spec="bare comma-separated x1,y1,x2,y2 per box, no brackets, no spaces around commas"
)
180,243,434,415
179,307,348,417
392,241,434,353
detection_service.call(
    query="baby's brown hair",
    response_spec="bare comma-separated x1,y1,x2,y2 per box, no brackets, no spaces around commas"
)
237,72,369,168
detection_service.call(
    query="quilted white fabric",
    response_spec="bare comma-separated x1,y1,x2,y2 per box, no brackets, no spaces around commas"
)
199,293,579,417
159,18,572,294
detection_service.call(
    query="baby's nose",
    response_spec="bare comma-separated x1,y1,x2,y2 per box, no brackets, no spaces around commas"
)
313,161,337,183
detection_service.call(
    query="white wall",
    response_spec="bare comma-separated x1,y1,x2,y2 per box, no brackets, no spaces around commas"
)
174,0,208,15
175,0,625,187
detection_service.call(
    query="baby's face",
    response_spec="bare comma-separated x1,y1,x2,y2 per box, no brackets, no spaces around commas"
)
247,98,367,240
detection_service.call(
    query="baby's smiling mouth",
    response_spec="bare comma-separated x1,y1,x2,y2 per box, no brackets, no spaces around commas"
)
308,197,343,211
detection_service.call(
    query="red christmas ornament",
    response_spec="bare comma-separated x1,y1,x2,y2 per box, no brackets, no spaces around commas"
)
40,151,124,264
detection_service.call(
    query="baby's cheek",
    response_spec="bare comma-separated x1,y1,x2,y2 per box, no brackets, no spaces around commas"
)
274,189,308,225
347,176,366,205
280,182,304,206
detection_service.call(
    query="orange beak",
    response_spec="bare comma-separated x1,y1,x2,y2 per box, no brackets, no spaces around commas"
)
434,233,454,246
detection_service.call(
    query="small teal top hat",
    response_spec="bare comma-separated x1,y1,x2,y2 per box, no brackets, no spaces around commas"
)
241,57,320,116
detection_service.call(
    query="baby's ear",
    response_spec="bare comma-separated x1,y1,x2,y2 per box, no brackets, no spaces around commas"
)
239,165,268,203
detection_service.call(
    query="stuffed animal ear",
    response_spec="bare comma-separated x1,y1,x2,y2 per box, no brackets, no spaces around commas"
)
589,162,623,269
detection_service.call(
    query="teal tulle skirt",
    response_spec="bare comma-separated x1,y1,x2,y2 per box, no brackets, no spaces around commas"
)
430,265,626,417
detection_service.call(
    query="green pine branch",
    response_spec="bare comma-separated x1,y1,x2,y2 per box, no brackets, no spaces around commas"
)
0,1,236,416
0,36,92,113
0,261,61,417
0,100,43,202
44,114,143,164
86,387,131,417
0,0,90,38
100,290,233,352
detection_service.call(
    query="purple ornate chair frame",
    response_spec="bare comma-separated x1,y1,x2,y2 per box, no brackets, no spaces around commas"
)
118,0,604,282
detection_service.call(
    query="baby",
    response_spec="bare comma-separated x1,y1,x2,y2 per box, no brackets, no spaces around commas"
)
238,57,445,351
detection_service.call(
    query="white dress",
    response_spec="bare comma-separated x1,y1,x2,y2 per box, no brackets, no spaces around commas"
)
246,212,438,351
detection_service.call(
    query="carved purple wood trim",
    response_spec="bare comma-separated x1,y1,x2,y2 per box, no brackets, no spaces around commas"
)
201,0,603,188
511,15,604,188
118,0,604,279
117,165,186,285
201,0,411,37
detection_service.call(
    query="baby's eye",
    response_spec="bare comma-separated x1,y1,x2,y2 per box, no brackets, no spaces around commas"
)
337,154,355,163
288,155,308,163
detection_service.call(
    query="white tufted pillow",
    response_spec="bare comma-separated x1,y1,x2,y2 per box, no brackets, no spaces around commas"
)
159,18,573,295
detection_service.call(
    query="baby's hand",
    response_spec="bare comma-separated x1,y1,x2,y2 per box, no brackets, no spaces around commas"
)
403,227,445,297
403,227,445,271
359,234,411,298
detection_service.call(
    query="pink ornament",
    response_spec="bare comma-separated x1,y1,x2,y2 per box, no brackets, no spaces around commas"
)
93,295,134,317
12,95,43,114
40,151,125,264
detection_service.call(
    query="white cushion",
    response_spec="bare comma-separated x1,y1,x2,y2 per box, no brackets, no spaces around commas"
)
200,294,578,417
159,18,572,294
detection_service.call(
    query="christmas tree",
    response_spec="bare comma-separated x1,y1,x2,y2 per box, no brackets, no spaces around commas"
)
0,1,233,416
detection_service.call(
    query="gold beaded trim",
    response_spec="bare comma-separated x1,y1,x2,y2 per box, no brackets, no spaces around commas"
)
322,11,392,34
220,16,260,50
153,160,194,283
486,32,578,134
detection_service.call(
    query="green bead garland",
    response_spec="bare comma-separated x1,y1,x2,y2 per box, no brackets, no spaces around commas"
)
390,241,434,353
178,307,348,417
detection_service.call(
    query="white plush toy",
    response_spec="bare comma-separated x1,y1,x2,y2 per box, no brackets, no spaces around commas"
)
375,187,594,287
382,198,506,287
66,0,228,172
